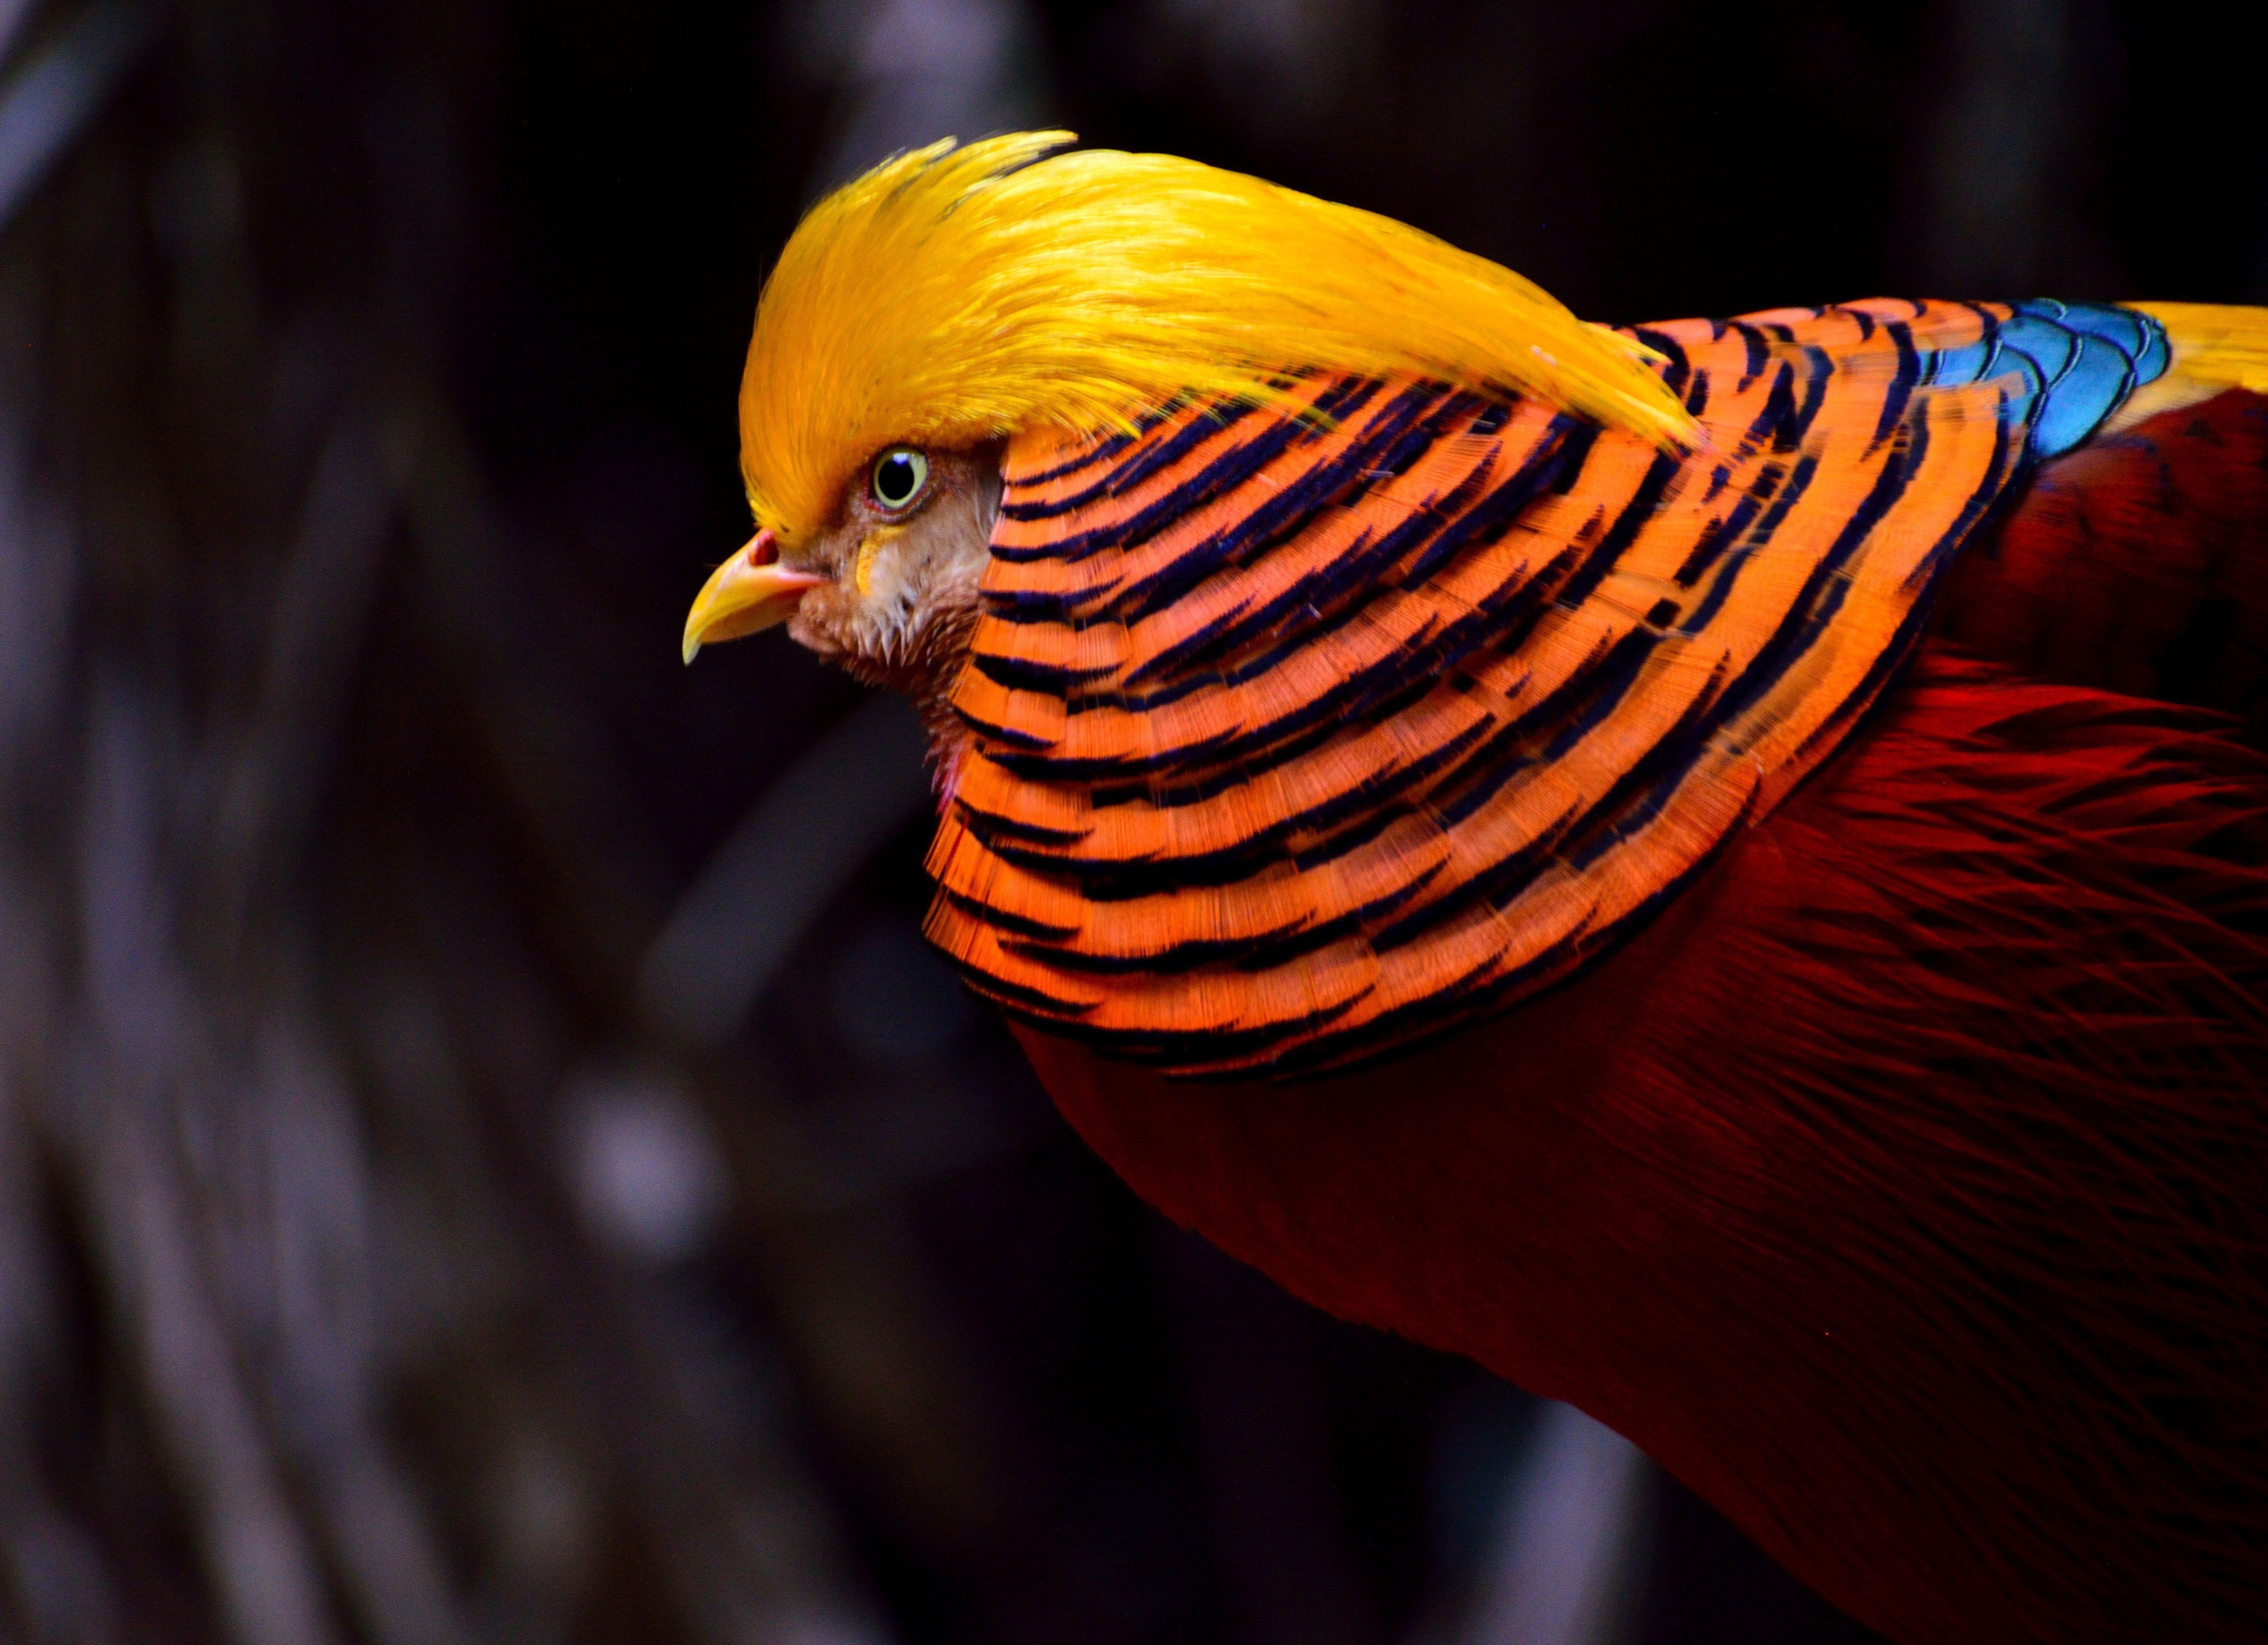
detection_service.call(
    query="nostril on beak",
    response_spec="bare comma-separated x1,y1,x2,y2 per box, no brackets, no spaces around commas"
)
747,529,779,568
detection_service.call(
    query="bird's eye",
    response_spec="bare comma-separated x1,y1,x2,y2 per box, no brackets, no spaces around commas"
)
869,447,930,514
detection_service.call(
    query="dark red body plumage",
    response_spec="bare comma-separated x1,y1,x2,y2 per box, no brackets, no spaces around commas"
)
1018,394,2268,1642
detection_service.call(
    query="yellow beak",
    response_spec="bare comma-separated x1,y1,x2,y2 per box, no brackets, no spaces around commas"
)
681,530,828,664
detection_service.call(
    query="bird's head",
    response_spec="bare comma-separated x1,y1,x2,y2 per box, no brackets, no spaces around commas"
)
681,131,1692,721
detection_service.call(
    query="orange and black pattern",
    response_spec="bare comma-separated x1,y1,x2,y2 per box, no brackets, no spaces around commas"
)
922,300,2160,1075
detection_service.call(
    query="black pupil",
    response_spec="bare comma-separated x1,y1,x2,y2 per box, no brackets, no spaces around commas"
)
875,452,919,507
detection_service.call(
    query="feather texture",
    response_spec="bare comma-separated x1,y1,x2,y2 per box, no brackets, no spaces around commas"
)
926,300,2170,1074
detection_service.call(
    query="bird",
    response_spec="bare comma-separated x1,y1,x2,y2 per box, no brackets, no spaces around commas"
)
681,132,2268,1644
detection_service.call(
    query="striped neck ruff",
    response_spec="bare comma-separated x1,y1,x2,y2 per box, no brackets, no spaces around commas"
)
918,299,2163,1077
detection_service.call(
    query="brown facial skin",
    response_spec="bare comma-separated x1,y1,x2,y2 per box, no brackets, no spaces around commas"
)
782,442,1004,759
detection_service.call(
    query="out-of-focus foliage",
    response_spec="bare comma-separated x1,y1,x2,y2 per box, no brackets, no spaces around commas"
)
0,2,2259,1643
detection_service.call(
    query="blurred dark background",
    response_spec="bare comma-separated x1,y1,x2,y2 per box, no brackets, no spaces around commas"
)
1,3,2262,1642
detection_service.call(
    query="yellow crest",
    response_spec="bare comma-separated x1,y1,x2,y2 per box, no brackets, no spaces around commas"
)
738,132,1695,543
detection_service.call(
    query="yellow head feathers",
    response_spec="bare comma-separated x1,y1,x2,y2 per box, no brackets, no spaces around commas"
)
738,132,1694,543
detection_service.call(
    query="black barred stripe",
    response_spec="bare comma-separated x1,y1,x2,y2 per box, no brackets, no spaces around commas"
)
1791,347,1832,448
990,418,1685,891
1787,563,1945,767
1097,667,1470,835
977,585,1103,622
1675,451,1821,636
1554,451,1681,611
1288,798,1416,872
971,651,1119,693
1761,347,1833,454
1001,912,1315,976
984,718,1243,781
1559,655,1733,872
1422,717,1538,830
989,376,1382,570
947,695,1056,750
1130,522,1386,683
1456,344,1990,1037
987,412,1317,571
1907,390,2015,580
1540,628,1658,758
1217,709,1495,858
1232,865,1443,974
1632,327,1690,397
1007,434,1140,492
1872,322,1920,446
1730,321,1770,391
933,880,1080,941
1001,397,1260,521
1080,394,1261,498
1374,390,1491,480
1049,434,1504,721
947,959,1099,1021
1742,361,1796,457
1091,539,1573,783
1426,623,1652,833
1471,534,1592,666
984,397,1551,699
1401,417,1596,586
1672,479,1769,588
1008,395,1189,488
1691,417,1933,754
985,706,1496,898
948,795,1088,849
1020,412,1571,727
1084,707,1349,809
1114,379,1452,639
1960,303,2005,391
1368,804,1582,953
1252,947,1544,1075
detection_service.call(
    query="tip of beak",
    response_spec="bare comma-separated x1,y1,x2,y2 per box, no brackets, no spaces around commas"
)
681,529,824,665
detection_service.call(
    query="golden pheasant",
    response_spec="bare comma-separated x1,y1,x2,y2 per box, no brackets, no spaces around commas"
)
682,134,2268,1644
